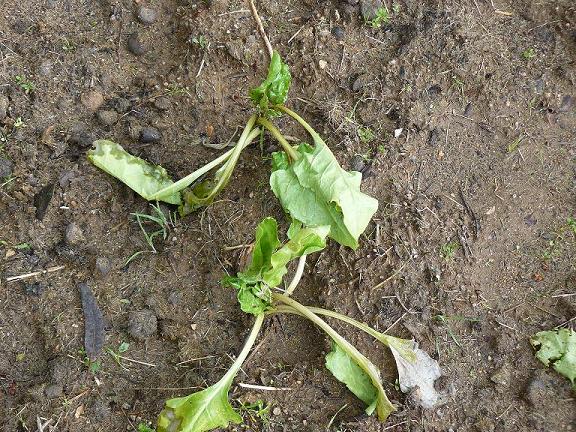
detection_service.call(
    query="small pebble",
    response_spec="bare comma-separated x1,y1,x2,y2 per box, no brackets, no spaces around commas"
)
81,91,104,112
128,33,146,56
272,407,281,416
153,97,170,111
97,110,118,126
137,6,158,24
0,94,8,120
44,384,63,399
112,97,131,113
0,158,14,178
25,282,45,296
65,222,85,246
331,26,345,40
140,127,161,143
352,74,368,92
128,309,158,340
94,257,111,278
318,59,328,69
559,95,574,112
38,60,53,77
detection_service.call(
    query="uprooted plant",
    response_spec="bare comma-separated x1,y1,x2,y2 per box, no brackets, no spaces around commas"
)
87,51,441,432
157,218,441,432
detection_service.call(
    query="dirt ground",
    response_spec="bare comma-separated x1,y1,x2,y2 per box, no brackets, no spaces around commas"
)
0,0,575,431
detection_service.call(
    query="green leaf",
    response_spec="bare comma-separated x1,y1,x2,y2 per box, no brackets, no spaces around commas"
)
88,140,181,205
157,375,242,432
227,217,328,315
118,342,130,353
325,343,378,413
224,277,271,315
262,224,329,287
531,329,576,387
242,217,281,281
249,51,291,114
270,137,378,249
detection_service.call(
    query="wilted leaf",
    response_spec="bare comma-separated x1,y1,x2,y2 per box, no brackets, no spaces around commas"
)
78,282,105,360
88,140,181,205
270,139,378,249
387,339,442,409
531,328,576,387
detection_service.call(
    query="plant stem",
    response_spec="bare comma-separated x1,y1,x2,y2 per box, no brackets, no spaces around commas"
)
272,293,394,420
222,313,265,382
276,105,317,138
285,255,306,296
274,304,396,343
257,117,299,161
150,115,258,200
199,123,260,203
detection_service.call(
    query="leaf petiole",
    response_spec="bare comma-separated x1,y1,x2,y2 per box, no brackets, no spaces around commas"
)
150,115,260,201
276,105,317,138
271,293,395,421
257,117,300,161
272,304,416,362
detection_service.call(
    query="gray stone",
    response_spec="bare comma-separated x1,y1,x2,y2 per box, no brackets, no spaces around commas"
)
128,309,158,340
97,110,118,126
153,97,170,111
65,222,85,246
95,257,111,278
38,60,53,77
44,384,63,399
128,33,146,56
140,127,161,143
331,26,345,41
0,158,14,178
137,6,158,24
0,94,8,120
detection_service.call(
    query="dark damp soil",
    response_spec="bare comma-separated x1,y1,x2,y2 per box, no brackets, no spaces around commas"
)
0,0,575,431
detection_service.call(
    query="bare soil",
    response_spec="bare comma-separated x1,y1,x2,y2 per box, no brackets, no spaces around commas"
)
1,0,575,431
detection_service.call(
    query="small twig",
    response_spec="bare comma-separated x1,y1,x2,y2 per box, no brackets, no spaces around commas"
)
247,0,273,58
133,386,202,391
223,244,251,251
555,315,576,329
287,23,306,44
384,312,407,333
371,260,410,291
326,404,348,431
6,265,65,282
459,186,480,238
176,355,216,365
116,355,157,367
196,42,210,78
238,382,292,391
